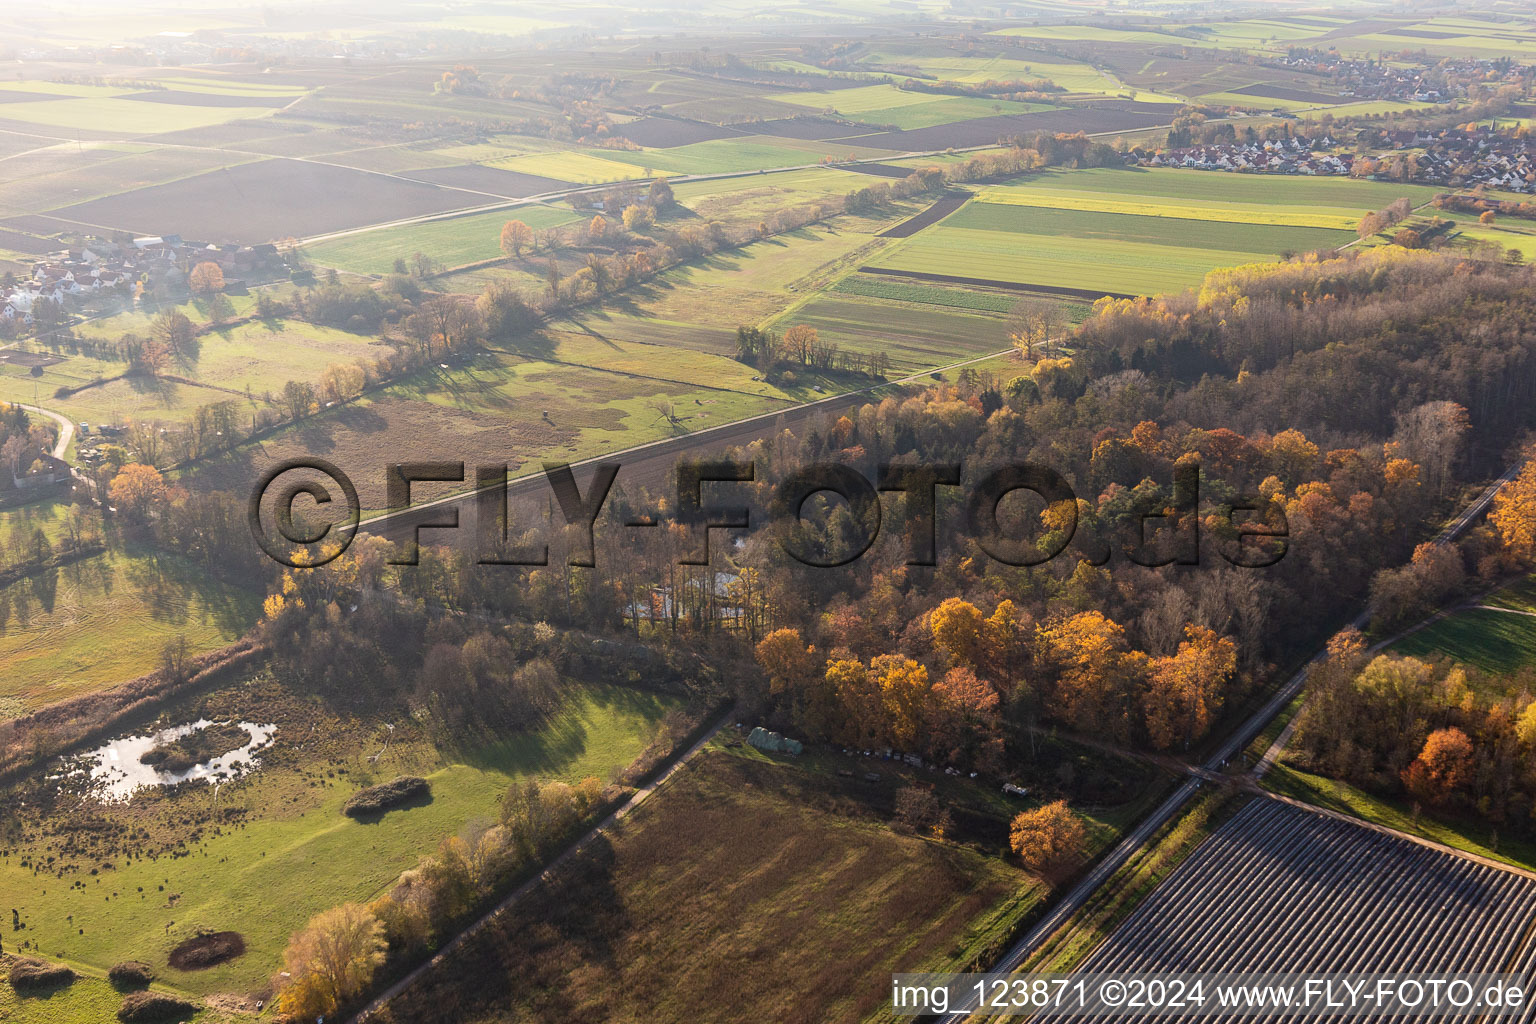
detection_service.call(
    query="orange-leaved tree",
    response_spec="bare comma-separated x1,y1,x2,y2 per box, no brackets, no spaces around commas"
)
1009,799,1086,872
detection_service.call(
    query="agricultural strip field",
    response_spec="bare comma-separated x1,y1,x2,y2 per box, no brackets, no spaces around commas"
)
396,165,576,199
184,342,805,513
367,746,1044,1024
0,546,258,718
573,136,891,176
50,159,482,244
0,679,681,996
863,168,1395,297
1008,167,1443,208
193,210,925,512
1031,798,1536,1023
770,295,1009,372
305,204,582,275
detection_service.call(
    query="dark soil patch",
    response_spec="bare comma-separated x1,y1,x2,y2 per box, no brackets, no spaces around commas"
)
53,158,474,244
9,958,75,990
121,90,294,108
343,775,431,817
401,164,575,198
1380,27,1459,39
859,266,1135,300
613,117,739,147
1229,83,1341,104
167,930,245,971
751,116,876,140
844,163,921,178
140,722,251,774
117,991,199,1022
0,228,59,254
0,90,73,103
0,350,63,368
877,191,968,238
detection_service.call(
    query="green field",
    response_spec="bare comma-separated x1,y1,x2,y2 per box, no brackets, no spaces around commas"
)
580,136,885,175
305,205,582,275
0,83,284,135
0,546,259,718
870,227,1278,296
1,680,681,997
1392,606,1536,678
771,293,1008,371
0,316,391,427
945,203,1353,256
996,167,1442,210
775,82,1051,128
831,274,1021,313
864,168,1415,296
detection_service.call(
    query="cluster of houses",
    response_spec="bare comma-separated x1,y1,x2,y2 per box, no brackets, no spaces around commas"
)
1133,135,1352,175
1381,126,1536,192
2,234,285,325
1266,52,1526,104
1129,125,1536,194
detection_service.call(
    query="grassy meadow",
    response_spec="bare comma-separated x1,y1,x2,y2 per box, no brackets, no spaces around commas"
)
1,679,681,997
0,545,259,718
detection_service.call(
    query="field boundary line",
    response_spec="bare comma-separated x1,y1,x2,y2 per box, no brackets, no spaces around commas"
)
349,710,730,1023
356,344,1017,531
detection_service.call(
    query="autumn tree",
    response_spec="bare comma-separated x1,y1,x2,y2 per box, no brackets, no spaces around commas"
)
108,463,169,519
930,667,1003,770
622,204,655,231
1143,625,1238,750
1035,611,1147,742
499,219,533,256
1357,211,1385,240
1009,800,1087,872
873,654,933,750
1007,297,1066,360
1491,458,1536,561
649,177,674,209
783,324,818,365
319,362,365,404
930,597,985,670
151,309,194,356
588,214,608,240
1401,726,1474,807
275,903,386,1019
189,261,224,293
1481,209,1497,226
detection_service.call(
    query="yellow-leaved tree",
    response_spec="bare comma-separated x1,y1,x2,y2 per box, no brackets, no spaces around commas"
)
275,902,386,1019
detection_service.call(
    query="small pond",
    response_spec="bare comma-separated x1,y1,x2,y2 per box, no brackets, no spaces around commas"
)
64,719,277,802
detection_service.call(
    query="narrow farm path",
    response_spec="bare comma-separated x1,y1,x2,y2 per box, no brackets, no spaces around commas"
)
349,710,730,1023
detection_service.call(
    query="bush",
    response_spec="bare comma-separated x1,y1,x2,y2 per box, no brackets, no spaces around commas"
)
117,991,199,1022
343,776,430,817
109,960,155,990
9,958,74,990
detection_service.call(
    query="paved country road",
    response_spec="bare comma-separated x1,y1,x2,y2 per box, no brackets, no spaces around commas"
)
18,402,74,459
